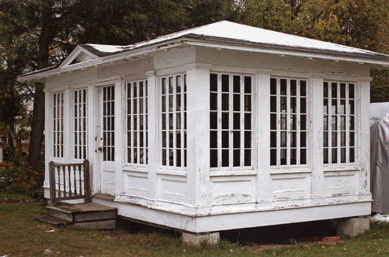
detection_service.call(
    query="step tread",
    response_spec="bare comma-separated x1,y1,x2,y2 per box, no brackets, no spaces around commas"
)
35,215,73,225
47,203,117,213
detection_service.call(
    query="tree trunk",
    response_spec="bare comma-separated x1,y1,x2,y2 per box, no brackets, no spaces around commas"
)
28,83,45,168
28,5,52,169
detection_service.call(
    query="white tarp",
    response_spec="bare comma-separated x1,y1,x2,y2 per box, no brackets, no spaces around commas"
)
370,102,389,213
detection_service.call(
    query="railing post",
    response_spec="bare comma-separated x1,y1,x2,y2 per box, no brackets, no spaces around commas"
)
84,159,91,203
49,161,56,206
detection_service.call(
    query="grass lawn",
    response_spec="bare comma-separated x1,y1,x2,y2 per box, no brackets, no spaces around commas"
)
1,196,389,256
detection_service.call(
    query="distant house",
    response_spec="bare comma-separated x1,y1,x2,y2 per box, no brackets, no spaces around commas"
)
18,21,389,241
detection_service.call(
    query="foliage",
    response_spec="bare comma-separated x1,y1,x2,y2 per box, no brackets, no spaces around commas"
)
0,151,44,196
243,0,389,102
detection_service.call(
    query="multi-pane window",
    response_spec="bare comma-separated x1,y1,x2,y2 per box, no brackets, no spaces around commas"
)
323,82,355,164
161,74,187,168
270,78,307,166
53,92,64,158
74,89,88,159
102,85,115,161
127,80,148,165
210,73,252,168
161,74,187,167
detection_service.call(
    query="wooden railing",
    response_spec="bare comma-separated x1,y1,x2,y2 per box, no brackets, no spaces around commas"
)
49,160,91,206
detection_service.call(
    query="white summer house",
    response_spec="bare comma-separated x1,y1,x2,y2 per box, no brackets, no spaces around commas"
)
18,21,389,242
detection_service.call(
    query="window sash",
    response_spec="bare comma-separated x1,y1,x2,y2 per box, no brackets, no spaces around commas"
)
210,73,252,169
102,85,115,161
323,81,355,164
127,80,148,165
73,88,88,160
161,74,187,168
53,92,64,158
270,77,308,166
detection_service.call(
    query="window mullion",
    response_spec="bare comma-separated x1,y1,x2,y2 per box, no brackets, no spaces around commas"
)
286,79,291,166
276,78,281,166
217,74,222,168
337,83,341,164
240,75,245,167
345,83,350,163
296,81,301,165
229,75,233,168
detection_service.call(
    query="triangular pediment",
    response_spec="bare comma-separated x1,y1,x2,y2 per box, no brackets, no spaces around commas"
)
59,46,99,68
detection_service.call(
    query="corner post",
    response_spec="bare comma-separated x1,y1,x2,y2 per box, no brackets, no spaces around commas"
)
84,159,91,203
49,161,56,206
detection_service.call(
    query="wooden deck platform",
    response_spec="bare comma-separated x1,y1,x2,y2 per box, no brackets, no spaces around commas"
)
35,202,117,230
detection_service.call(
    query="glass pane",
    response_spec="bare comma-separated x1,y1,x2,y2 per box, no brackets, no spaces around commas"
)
291,80,297,96
324,132,328,147
281,149,287,165
210,112,218,129
244,113,251,129
270,78,277,94
332,148,337,163
281,79,287,95
324,148,328,164
222,75,229,92
245,131,251,148
233,150,240,167
341,148,346,163
323,116,328,130
176,150,181,167
349,100,355,114
300,149,307,164
300,98,306,113
301,115,306,130
210,131,217,148
244,150,251,166
291,149,297,165
233,113,240,129
233,94,240,111
233,75,240,93
162,78,166,94
301,132,306,147
210,93,217,111
270,149,277,165
271,96,277,112
169,149,174,166
222,131,229,148
340,83,346,98
245,95,251,111
350,148,355,162
169,77,173,94
176,76,181,93
324,82,328,98
332,132,337,147
331,83,337,98
222,150,229,167
176,132,181,148
210,150,218,167
291,97,297,113
271,132,277,148
233,131,240,148
222,94,229,110
281,114,287,130
300,80,307,96
210,74,218,91
270,114,277,130
244,76,251,93
281,132,287,147
222,112,229,129
291,132,296,147
349,84,355,98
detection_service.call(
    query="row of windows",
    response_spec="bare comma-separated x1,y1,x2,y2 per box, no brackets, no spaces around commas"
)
52,75,357,169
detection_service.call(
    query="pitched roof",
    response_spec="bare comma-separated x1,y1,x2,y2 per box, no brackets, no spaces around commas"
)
18,20,389,82
83,20,388,60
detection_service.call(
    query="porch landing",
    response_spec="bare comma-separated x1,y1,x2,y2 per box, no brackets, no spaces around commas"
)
35,202,117,230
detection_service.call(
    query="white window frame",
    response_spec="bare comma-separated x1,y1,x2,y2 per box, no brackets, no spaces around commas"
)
73,88,88,160
52,91,64,158
323,81,356,165
210,73,253,169
102,85,115,162
126,80,148,165
161,74,187,168
270,77,308,167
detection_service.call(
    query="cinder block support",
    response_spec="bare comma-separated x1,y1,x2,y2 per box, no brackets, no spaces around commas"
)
337,217,370,237
182,232,220,245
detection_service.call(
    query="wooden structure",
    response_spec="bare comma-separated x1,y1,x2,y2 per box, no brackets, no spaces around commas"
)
49,160,91,205
18,21,389,239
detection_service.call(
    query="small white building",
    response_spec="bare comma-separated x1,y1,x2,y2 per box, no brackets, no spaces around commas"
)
19,21,389,239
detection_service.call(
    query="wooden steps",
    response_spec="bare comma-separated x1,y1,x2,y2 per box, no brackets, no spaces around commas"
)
36,202,117,230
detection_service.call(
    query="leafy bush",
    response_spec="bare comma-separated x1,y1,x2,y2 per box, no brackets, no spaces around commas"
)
0,152,44,197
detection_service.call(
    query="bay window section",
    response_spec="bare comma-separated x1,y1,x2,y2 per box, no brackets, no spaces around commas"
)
73,89,88,160
127,80,148,165
53,92,64,158
161,74,187,168
323,81,355,164
210,73,252,168
270,78,307,166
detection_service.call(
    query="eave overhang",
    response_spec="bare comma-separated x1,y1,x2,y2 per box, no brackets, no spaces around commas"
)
17,33,389,83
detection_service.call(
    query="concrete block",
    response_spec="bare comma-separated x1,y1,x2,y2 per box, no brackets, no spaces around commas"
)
182,232,220,245
337,217,370,237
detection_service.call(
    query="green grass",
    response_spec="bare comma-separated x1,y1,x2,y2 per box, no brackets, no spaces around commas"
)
1,196,389,256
